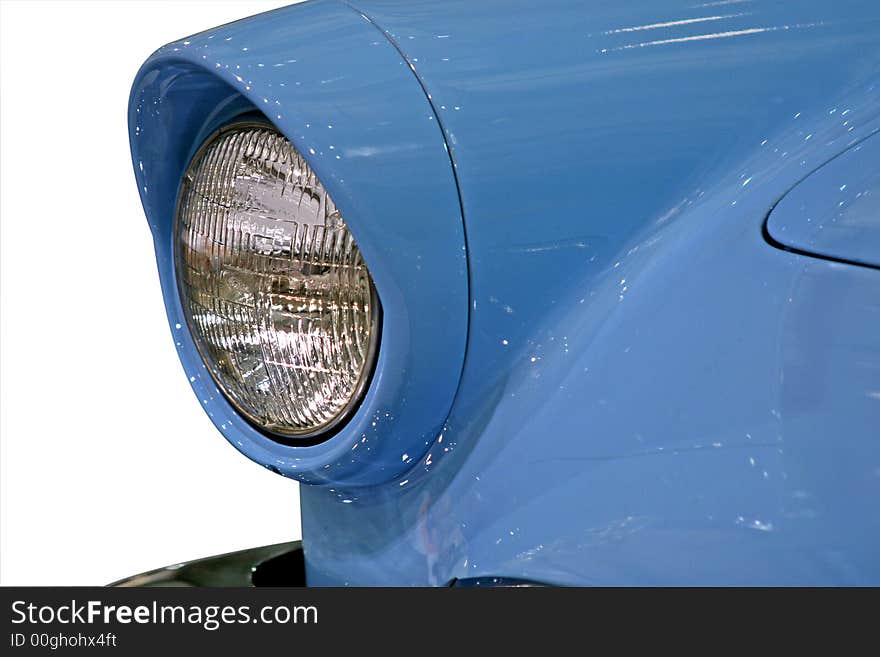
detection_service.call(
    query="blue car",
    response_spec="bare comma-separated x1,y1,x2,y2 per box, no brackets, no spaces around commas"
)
123,0,880,586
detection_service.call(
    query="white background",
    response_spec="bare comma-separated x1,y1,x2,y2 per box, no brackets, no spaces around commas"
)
0,0,304,585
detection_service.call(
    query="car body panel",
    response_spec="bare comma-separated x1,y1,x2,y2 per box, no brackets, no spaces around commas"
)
767,131,880,268
128,0,468,486
130,0,880,586
300,0,880,585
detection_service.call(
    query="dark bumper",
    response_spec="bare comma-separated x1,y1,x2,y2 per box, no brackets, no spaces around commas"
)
109,541,304,587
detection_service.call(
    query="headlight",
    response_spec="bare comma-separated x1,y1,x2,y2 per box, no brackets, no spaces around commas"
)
175,122,380,440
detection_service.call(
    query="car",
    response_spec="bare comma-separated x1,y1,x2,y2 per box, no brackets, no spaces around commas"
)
121,0,880,586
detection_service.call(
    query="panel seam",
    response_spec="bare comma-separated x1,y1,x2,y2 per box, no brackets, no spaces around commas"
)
340,1,475,438
761,126,880,272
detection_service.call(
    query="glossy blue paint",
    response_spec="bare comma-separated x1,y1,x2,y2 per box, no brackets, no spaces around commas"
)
128,0,468,486
767,132,880,269
131,0,880,586
301,0,880,585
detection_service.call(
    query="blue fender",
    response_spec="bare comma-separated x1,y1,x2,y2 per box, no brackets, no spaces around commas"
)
301,0,880,585
132,0,880,585
128,0,468,486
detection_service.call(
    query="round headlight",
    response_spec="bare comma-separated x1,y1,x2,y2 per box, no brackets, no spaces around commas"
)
175,122,380,441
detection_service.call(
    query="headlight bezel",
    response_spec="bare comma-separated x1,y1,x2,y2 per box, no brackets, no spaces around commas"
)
172,118,383,446
129,6,471,487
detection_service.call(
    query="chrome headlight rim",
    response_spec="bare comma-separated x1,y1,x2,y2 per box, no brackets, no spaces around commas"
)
172,118,383,446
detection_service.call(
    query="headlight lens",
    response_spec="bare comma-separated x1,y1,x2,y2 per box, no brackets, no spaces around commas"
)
176,122,379,440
